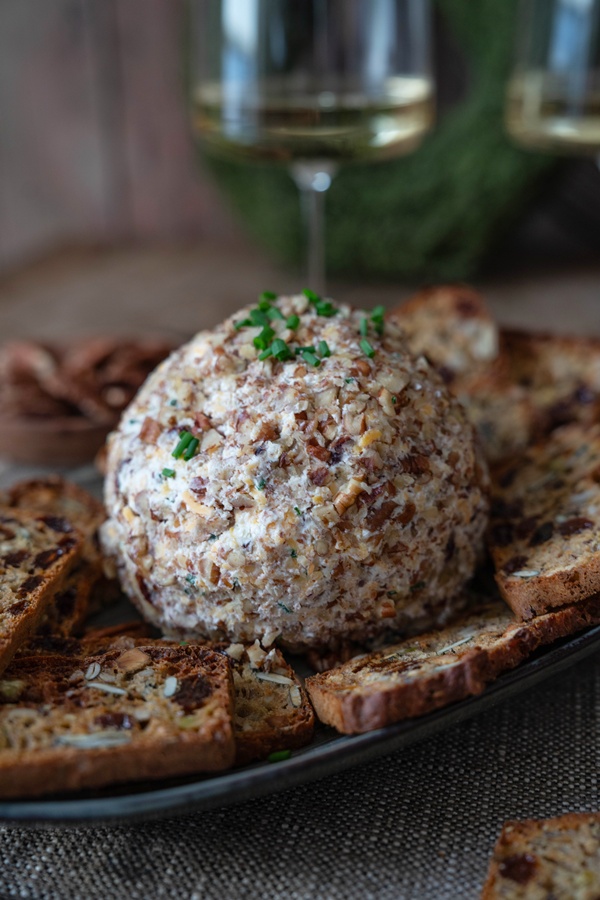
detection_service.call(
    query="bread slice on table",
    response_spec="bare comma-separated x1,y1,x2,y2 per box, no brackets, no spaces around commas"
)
389,285,535,463
19,629,314,765
3,476,105,567
2,476,114,632
0,509,81,674
502,328,600,436
481,812,600,899
489,422,600,618
389,284,500,382
305,594,600,734
213,641,314,764
0,641,235,797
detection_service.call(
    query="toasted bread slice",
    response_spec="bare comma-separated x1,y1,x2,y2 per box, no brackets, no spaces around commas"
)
306,594,600,734
0,642,234,797
214,642,314,764
481,812,600,899
0,509,81,674
4,476,105,567
390,285,499,382
489,423,600,618
503,328,600,435
3,476,112,631
21,629,314,764
389,285,535,463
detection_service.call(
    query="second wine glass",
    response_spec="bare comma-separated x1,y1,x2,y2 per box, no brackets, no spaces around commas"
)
190,0,434,293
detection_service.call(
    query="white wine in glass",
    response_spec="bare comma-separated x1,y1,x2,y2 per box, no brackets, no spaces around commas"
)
506,0,600,157
189,0,434,292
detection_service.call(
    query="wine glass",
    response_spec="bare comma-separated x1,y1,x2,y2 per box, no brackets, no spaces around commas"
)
506,0,600,161
189,0,434,293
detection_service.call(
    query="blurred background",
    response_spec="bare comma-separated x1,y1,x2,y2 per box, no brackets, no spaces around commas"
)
1,0,600,341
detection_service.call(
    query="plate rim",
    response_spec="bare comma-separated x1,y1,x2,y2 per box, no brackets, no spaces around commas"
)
2,622,599,827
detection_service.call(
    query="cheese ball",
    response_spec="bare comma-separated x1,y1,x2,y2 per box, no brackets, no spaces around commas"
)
102,294,489,650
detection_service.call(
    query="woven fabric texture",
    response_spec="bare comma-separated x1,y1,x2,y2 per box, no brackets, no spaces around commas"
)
1,653,599,900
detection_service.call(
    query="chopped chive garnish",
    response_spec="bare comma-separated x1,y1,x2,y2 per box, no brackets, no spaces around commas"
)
258,348,272,360
234,318,253,330
345,377,354,383
318,340,331,358
303,288,320,304
267,306,285,320
371,305,385,335
208,534,217,541
301,350,321,367
286,314,300,330
249,309,271,327
186,574,196,585
360,317,368,336
410,580,426,592
258,299,271,312
294,506,302,516
162,468,176,478
268,749,291,763
183,437,199,461
260,290,277,302
296,345,315,353
169,399,177,406
271,338,292,361
253,325,275,350
179,641,188,647
315,301,337,317
392,395,397,404
172,431,194,458
278,601,292,613
290,549,297,558
360,338,375,358
257,477,267,490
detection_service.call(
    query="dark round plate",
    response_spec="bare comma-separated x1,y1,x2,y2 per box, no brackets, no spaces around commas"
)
2,624,599,826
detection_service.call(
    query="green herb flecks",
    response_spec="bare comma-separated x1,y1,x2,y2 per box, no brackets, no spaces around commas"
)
301,350,320,367
183,437,200,461
278,601,292,613
294,506,302,516
360,338,375,359
257,477,267,490
286,314,300,330
172,431,194,459
268,749,292,763
162,468,176,478
410,580,426,593
317,340,331,358
253,325,275,351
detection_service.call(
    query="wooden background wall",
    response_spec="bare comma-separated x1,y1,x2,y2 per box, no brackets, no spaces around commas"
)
0,0,236,272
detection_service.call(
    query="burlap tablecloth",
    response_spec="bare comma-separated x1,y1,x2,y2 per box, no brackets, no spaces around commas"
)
0,650,598,899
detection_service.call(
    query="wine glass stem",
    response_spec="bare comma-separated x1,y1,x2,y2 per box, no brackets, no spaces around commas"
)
290,161,338,295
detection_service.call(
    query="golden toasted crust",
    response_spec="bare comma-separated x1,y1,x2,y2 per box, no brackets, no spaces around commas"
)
489,423,600,618
481,812,600,899
0,509,81,674
0,643,234,797
306,595,600,734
